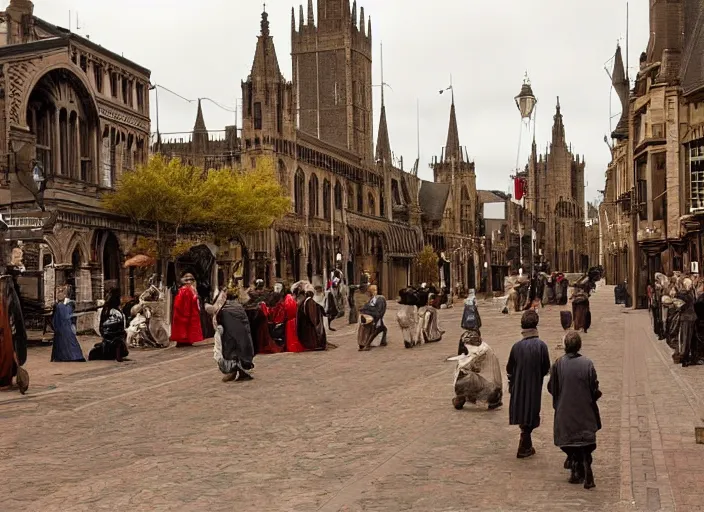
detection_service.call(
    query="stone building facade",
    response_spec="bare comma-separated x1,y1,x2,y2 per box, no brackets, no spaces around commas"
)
0,0,151,325
600,0,704,305
523,100,586,273
156,3,479,297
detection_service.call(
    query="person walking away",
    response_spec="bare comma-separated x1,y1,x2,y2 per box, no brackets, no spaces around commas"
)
450,329,503,410
572,284,591,332
358,285,387,351
297,283,328,351
397,287,419,348
548,332,601,489
51,297,86,362
506,310,551,458
211,289,255,382
90,288,129,361
171,273,204,347
0,275,28,394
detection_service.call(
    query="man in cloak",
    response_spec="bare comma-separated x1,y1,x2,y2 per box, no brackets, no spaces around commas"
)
0,275,29,394
211,288,255,382
170,273,204,346
548,332,601,489
297,283,327,351
506,309,551,458
358,285,387,351
572,282,591,332
450,329,503,410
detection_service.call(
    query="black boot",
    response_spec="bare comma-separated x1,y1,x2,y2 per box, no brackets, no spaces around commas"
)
516,432,536,458
569,458,585,484
583,457,595,489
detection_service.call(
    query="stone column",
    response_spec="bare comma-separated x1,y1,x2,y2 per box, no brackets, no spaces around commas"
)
54,107,61,176
75,115,81,180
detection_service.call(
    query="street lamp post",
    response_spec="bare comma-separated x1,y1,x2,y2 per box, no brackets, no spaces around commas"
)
514,74,538,272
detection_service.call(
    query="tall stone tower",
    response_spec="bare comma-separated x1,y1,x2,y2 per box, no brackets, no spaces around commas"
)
241,9,296,156
432,96,477,237
291,0,373,163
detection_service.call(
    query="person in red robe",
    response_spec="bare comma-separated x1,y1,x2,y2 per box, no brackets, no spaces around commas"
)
171,273,204,346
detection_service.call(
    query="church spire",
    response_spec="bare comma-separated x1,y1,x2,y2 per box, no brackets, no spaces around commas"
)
552,96,565,145
444,97,461,162
193,99,209,153
375,42,391,164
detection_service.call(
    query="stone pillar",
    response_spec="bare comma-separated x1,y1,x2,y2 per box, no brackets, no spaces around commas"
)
646,153,654,227
382,255,390,298
54,107,61,176
75,115,81,180
77,267,93,303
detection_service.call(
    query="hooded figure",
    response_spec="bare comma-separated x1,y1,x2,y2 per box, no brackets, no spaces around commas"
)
51,300,86,362
572,284,591,332
171,273,204,346
211,290,255,382
450,329,503,410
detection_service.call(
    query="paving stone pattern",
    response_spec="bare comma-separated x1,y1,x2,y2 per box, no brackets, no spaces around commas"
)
1,286,703,511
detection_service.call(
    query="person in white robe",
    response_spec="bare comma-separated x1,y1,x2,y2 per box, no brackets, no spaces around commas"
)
449,330,503,410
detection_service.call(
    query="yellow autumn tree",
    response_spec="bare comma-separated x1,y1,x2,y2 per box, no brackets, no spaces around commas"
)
414,245,439,285
102,154,290,249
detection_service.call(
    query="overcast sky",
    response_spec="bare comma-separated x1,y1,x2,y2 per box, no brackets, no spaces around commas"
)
33,0,648,203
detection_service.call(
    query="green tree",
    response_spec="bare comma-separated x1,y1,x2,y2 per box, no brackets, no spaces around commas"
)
414,245,439,285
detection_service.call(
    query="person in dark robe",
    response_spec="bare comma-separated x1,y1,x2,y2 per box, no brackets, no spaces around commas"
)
171,274,204,346
51,300,86,362
0,275,29,394
358,285,388,351
324,281,341,331
259,285,288,353
572,284,591,332
90,288,129,362
678,281,699,366
548,332,601,489
506,309,551,458
212,289,255,382
297,284,327,351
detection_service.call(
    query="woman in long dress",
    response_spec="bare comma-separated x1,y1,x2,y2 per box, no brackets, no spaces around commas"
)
51,300,86,362
297,284,328,351
89,288,129,362
170,273,204,346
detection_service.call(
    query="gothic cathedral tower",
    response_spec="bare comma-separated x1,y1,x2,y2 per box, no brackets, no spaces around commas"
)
292,0,373,163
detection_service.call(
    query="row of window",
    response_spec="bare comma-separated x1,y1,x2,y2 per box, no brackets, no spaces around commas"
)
291,169,385,219
73,52,147,114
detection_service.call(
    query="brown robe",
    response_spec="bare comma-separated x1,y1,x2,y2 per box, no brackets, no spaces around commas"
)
297,296,327,351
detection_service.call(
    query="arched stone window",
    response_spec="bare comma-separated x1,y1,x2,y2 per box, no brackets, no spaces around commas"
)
323,179,331,220
309,173,319,219
294,168,305,216
368,192,376,216
347,184,354,211
27,69,99,184
461,185,472,234
334,181,343,210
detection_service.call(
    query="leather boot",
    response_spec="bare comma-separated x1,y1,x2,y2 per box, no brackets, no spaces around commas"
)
569,458,584,484
516,433,536,458
583,458,595,489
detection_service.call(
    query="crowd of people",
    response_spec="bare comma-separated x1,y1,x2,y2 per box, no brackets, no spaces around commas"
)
648,272,704,366
0,262,608,490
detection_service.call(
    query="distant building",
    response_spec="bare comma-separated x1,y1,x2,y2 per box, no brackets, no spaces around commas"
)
523,99,587,273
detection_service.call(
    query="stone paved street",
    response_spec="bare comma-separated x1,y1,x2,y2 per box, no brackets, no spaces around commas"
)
2,287,704,511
